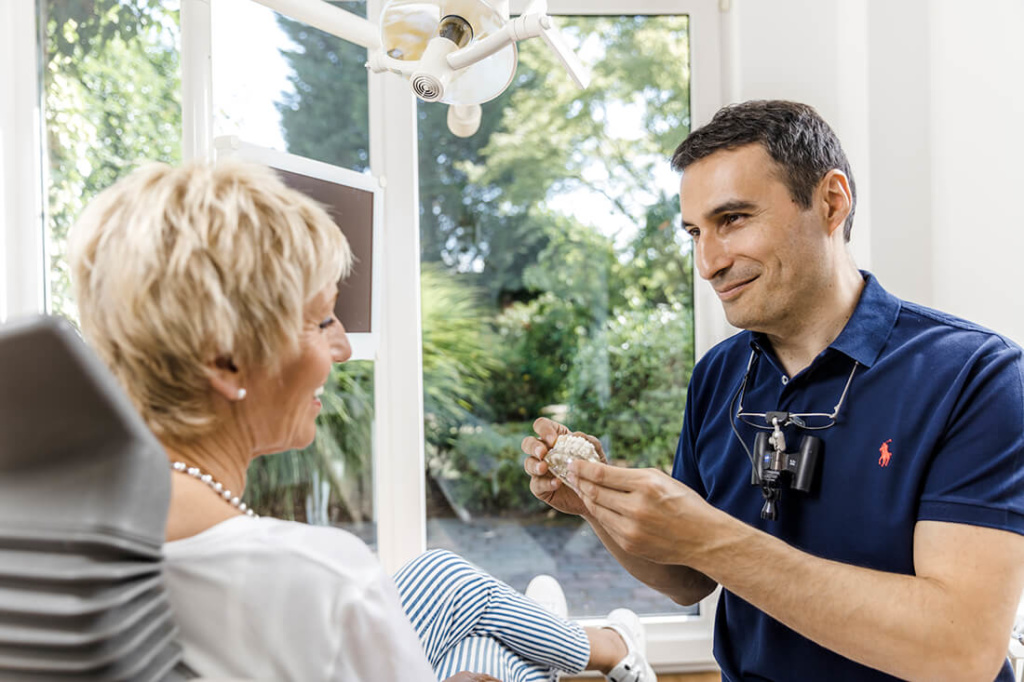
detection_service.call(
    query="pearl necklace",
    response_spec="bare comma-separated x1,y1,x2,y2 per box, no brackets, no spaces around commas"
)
171,461,258,518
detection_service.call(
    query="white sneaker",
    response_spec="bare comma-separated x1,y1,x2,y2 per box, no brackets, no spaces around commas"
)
603,608,657,682
525,575,569,682
525,574,569,620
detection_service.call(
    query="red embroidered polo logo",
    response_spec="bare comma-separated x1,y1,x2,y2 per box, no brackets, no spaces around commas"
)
878,439,894,467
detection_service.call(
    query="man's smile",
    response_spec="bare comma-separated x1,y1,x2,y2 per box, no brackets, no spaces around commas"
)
715,275,758,301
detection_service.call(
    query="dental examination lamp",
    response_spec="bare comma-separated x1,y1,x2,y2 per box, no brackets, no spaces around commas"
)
249,0,591,137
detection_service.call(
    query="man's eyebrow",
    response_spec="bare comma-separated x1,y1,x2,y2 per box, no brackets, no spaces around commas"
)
681,199,758,230
705,199,758,220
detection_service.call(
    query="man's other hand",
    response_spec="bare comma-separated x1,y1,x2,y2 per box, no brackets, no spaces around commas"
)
567,459,719,566
521,417,605,517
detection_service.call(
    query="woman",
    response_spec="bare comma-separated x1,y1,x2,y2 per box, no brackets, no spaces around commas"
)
67,160,656,682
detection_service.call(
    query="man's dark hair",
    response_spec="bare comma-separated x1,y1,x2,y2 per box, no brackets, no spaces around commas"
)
671,100,857,241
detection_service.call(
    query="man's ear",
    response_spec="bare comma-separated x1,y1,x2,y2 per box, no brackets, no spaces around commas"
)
819,169,853,237
205,355,245,401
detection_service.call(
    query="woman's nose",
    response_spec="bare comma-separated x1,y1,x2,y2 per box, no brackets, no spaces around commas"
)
330,321,352,363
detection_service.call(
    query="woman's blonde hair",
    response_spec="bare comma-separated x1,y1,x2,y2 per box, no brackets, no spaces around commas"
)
68,159,351,442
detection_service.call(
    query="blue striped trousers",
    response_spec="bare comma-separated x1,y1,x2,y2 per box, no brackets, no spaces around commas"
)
394,549,591,682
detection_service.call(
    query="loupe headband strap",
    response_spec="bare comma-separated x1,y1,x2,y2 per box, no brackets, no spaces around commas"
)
830,360,859,418
735,349,860,427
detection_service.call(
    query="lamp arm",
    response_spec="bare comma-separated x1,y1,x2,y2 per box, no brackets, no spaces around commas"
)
249,0,380,50
366,51,416,78
446,13,547,71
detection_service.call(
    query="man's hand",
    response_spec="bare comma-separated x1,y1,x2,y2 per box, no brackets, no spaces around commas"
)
442,673,502,682
522,418,719,605
567,458,720,566
521,417,605,516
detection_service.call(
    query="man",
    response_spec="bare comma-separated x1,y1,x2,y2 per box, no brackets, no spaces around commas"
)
523,100,1024,681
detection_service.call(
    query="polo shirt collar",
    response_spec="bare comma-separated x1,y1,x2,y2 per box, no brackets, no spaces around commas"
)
827,271,900,368
748,271,900,370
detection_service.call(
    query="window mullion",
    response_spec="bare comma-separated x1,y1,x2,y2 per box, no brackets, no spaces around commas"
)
181,0,215,162
1,0,45,322
368,0,428,575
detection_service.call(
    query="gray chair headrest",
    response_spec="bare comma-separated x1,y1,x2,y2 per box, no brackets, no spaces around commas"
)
0,316,189,680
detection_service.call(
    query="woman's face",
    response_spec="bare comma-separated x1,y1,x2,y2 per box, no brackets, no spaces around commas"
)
245,284,351,454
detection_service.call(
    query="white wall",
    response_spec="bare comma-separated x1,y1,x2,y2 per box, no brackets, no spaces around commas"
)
727,0,872,268
927,0,1024,345
726,0,1024,346
866,0,933,308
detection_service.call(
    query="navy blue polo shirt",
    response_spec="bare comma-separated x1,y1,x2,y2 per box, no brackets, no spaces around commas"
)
672,272,1024,681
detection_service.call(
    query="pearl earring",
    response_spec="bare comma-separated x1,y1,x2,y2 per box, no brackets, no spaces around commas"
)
237,388,247,401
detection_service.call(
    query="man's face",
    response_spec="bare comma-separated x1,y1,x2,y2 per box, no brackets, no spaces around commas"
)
679,144,831,335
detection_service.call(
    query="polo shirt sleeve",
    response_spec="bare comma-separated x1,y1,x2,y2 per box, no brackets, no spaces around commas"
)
917,336,1024,536
672,362,708,499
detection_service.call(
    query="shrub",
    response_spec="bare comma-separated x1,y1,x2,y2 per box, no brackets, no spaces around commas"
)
427,421,547,516
421,263,502,447
486,292,590,421
568,304,693,469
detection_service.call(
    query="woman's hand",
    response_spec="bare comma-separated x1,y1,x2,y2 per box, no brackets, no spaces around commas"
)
521,417,606,517
443,672,502,682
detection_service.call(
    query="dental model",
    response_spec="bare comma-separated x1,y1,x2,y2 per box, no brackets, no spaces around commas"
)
545,434,604,482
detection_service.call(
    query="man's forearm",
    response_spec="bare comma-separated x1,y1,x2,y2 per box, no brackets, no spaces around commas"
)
691,512,1014,682
584,512,717,605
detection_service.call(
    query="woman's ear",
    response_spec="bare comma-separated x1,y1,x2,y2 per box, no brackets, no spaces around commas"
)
205,356,246,402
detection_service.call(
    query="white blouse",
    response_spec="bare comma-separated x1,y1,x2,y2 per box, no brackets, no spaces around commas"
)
163,516,437,682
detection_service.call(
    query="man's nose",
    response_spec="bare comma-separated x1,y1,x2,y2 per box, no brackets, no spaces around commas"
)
330,321,352,363
695,232,732,281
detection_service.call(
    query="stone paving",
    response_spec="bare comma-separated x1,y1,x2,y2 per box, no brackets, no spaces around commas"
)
341,514,698,619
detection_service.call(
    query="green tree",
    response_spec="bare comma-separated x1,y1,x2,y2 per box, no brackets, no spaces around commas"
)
487,292,586,421
466,16,692,232
43,0,181,319
482,213,620,420
522,213,622,316
276,14,694,300
621,191,694,311
420,263,502,442
276,3,371,172
45,0,169,61
568,304,693,469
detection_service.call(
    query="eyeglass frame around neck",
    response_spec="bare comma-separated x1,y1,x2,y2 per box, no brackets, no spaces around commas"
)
734,348,860,431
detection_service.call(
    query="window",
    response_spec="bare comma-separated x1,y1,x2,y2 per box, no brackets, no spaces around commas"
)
212,0,370,172
37,0,381,548
405,0,724,668
418,12,698,619
40,0,181,320
210,0,378,545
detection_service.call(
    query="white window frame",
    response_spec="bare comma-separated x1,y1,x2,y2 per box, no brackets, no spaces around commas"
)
212,137,385,361
1,0,46,324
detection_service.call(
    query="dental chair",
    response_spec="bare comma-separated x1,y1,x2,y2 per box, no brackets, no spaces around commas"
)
0,316,195,681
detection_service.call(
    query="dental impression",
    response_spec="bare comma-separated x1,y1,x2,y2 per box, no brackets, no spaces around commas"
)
545,434,604,483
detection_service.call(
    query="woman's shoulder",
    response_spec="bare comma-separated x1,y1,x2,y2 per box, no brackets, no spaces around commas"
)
162,517,420,679
165,515,382,584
